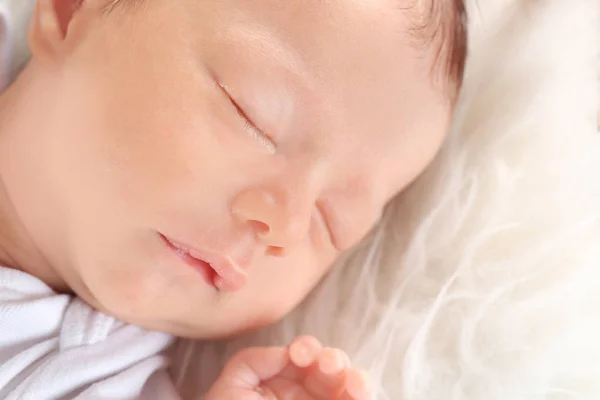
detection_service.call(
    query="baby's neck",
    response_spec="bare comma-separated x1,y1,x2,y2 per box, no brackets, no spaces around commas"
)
0,179,66,291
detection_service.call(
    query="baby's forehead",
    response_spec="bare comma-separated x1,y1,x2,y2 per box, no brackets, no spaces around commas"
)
189,1,454,124
211,0,428,73
116,0,463,97
211,0,463,98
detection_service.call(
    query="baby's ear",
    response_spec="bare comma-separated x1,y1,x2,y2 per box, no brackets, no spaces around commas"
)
28,0,102,63
0,5,11,91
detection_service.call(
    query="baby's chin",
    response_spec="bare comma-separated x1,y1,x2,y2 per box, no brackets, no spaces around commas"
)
78,287,281,339
125,315,278,340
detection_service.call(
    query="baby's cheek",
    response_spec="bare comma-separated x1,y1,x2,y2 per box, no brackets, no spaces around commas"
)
249,245,335,322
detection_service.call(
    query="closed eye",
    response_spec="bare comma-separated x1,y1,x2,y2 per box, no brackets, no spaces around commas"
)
218,83,276,150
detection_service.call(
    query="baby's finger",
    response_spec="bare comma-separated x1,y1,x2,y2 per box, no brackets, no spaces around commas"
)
278,335,323,381
303,347,350,397
214,347,289,390
289,336,323,367
342,368,372,400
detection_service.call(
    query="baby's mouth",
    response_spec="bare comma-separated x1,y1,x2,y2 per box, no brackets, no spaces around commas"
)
159,233,247,292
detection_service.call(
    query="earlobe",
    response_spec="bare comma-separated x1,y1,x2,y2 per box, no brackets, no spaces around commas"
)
28,0,85,62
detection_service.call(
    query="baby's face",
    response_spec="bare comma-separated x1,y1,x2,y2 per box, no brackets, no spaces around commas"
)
22,0,450,337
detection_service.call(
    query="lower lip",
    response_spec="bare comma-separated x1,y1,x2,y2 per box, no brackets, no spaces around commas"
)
160,234,218,288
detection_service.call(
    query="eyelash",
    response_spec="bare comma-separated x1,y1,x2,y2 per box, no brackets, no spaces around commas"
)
234,101,274,147
219,84,276,149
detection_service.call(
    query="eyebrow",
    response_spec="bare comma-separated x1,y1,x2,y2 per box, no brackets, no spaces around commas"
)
222,23,313,87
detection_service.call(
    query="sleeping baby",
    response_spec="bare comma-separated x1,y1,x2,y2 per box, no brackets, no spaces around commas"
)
0,0,467,398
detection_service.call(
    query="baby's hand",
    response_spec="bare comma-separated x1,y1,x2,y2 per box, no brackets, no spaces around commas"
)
205,336,371,400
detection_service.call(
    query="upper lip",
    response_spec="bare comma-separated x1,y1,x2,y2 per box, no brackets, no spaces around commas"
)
161,234,248,291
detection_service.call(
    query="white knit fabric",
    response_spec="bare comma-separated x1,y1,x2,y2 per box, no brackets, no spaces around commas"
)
0,2,11,90
0,266,178,400
0,0,33,81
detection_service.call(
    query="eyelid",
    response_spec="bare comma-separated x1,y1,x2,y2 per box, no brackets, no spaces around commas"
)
217,82,276,149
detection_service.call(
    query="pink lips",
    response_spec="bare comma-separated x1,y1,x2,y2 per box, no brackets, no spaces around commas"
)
160,234,247,292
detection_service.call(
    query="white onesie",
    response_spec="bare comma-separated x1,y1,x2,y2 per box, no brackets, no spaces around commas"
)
0,267,180,400
0,2,11,90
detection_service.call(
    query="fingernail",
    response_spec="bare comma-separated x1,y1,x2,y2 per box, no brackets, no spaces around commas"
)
292,343,313,366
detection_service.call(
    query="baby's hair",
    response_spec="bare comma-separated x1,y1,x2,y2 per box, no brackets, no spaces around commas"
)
103,0,468,101
409,0,468,101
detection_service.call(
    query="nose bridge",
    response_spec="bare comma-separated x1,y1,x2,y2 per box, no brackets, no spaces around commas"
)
271,176,314,242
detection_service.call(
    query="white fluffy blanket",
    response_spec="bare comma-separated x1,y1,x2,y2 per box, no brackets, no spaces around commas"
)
2,0,599,399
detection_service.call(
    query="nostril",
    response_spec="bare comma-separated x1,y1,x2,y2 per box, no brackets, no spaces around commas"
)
266,246,286,257
249,220,270,237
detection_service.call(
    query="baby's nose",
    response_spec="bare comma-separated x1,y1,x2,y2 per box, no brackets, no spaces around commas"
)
231,185,313,251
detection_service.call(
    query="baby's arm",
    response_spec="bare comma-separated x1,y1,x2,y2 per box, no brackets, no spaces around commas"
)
206,336,371,400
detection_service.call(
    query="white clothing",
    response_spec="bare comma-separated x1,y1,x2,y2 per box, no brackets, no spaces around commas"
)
0,267,180,400
0,2,12,90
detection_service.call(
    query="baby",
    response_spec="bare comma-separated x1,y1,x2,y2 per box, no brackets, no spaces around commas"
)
0,0,466,398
